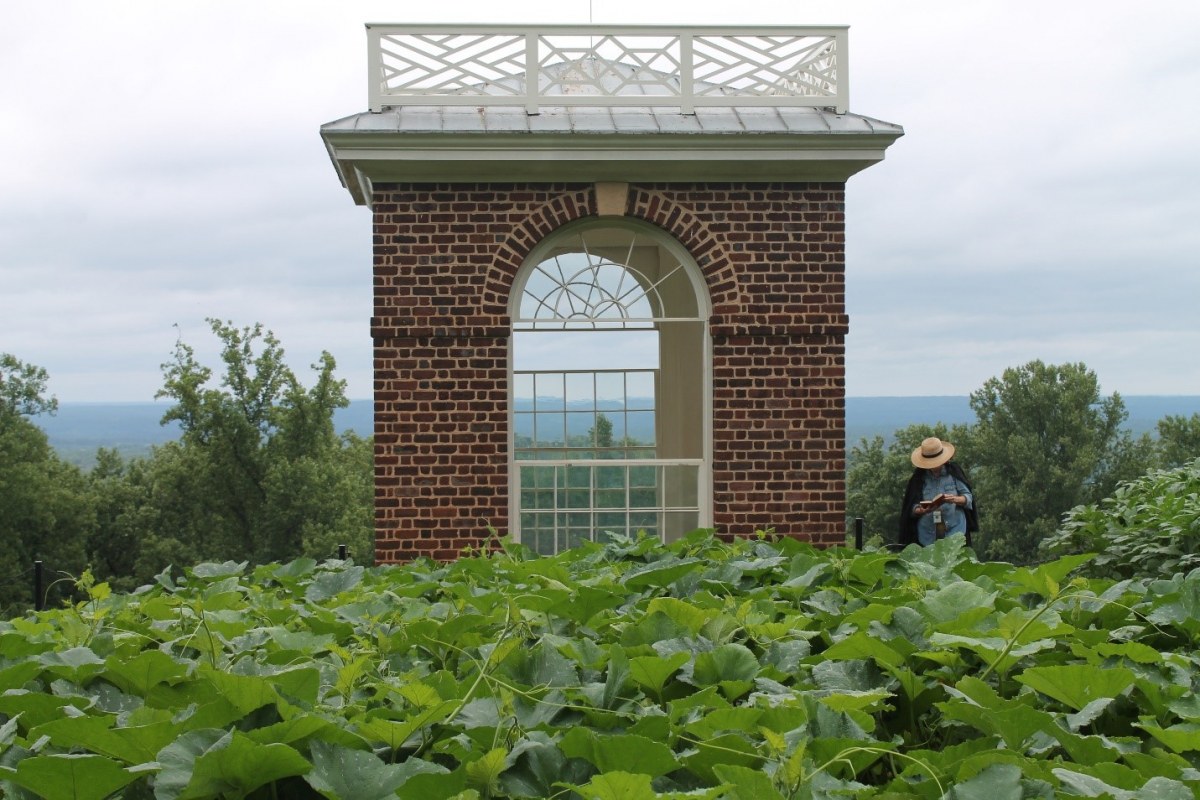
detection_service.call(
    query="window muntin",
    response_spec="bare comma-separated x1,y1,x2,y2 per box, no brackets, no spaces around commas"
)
510,221,710,554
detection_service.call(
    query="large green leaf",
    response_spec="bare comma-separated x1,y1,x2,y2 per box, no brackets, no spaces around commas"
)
917,582,998,625
304,566,366,602
1015,665,1136,711
357,701,457,750
305,740,411,800
30,716,179,765
712,764,786,800
629,651,690,699
0,754,144,800
102,650,189,697
559,729,680,778
691,644,760,686
622,558,702,590
167,730,311,799
1135,722,1200,753
946,762,1024,800
561,771,660,800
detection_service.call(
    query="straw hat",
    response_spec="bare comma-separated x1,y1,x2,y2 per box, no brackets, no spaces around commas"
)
911,437,955,469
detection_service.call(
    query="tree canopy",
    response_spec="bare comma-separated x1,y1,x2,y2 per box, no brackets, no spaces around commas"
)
848,360,1188,563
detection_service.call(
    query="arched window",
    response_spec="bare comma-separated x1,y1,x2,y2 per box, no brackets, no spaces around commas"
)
509,220,712,554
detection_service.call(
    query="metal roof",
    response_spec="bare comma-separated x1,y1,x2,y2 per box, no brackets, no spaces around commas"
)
322,103,898,137
321,60,903,205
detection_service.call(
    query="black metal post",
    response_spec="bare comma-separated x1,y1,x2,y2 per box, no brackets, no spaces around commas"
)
337,544,347,561
34,560,43,612
854,518,864,550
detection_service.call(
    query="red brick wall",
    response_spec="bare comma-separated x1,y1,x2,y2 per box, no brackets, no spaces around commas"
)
371,182,847,561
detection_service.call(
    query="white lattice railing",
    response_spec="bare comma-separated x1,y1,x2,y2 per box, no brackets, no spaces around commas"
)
366,25,848,115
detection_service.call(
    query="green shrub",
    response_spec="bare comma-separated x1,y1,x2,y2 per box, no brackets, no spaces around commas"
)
1041,458,1200,580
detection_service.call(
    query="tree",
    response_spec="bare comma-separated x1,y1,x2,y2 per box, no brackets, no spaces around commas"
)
87,320,373,585
590,413,614,448
968,361,1132,563
1,353,58,417
1156,413,1200,470
0,356,90,612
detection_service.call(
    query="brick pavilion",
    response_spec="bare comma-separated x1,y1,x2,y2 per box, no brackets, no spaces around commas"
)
320,25,902,561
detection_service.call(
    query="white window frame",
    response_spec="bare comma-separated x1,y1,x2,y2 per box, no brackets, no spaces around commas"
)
507,218,713,547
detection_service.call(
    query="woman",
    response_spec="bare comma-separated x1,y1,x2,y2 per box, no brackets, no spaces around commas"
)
898,437,978,547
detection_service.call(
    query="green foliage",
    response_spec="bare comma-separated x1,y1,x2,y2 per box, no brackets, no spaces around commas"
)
969,361,1138,562
0,353,58,419
1041,459,1200,580
1157,414,1200,470
0,356,90,614
83,320,373,590
848,361,1160,564
1,533,1198,798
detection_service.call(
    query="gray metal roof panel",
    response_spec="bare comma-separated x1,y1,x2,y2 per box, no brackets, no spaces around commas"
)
527,107,574,132
482,105,530,132
650,107,704,134
693,107,746,133
611,107,661,133
775,107,832,133
566,106,617,133
731,107,788,133
824,113,880,133
441,106,488,133
322,105,901,137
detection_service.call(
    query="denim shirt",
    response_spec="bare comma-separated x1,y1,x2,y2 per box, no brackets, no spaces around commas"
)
915,468,974,546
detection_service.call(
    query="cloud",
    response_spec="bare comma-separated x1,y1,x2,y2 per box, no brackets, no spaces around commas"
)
1,0,1198,404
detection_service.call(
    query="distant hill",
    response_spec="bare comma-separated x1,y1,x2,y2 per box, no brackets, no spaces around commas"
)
38,396,1200,468
844,395,1200,446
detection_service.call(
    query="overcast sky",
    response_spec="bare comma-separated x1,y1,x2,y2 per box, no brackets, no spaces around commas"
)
2,1,1198,402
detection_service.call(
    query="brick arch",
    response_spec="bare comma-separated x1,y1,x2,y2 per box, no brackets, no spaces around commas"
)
482,185,743,318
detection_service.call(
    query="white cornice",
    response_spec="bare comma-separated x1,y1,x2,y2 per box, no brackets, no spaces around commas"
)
322,129,902,206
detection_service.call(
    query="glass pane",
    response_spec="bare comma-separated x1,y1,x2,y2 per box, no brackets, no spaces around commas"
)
566,466,592,489
663,511,700,544
513,373,534,409
604,412,626,447
626,371,655,408
524,513,556,556
566,489,590,509
630,489,658,510
596,372,625,408
565,372,595,408
629,464,657,489
513,412,535,449
534,373,564,411
626,411,655,446
664,464,699,509
567,412,595,447
535,413,564,447
562,529,592,551
533,490,557,510
596,512,628,538
529,466,556,490
630,511,659,538
595,489,625,509
593,466,625,491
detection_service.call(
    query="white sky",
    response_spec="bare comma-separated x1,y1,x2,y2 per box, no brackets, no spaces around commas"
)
2,1,1198,401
